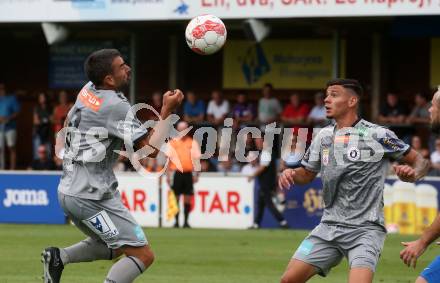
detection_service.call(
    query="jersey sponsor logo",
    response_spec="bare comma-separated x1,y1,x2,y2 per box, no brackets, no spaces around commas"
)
322,148,330,165
82,210,119,241
347,146,361,162
79,87,102,112
3,189,49,208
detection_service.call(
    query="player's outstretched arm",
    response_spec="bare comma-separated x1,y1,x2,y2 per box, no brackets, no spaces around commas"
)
278,167,317,190
400,214,440,268
135,90,184,158
393,149,430,183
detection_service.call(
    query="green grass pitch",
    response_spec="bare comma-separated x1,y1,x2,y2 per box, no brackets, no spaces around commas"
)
0,224,438,283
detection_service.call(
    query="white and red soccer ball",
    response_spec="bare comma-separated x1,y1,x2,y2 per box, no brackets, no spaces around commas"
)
185,14,227,55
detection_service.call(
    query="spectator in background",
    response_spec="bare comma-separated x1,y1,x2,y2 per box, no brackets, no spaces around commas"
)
406,92,431,125
200,159,216,172
52,90,72,134
113,155,133,172
281,93,310,125
33,93,52,159
430,138,440,176
377,92,410,141
138,91,163,122
207,90,229,127
240,151,259,176
183,91,205,123
242,131,260,158
53,148,64,170
29,145,56,170
377,92,408,124
232,93,255,126
0,83,20,170
411,135,430,159
258,83,282,125
150,91,163,118
307,92,329,127
217,156,241,173
143,157,161,173
131,153,153,172
249,138,288,229
258,83,282,156
230,93,255,152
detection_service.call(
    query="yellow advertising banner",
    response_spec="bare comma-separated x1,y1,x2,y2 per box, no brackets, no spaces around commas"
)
431,38,440,88
223,39,345,89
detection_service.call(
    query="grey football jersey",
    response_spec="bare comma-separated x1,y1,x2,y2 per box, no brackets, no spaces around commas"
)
301,119,410,230
58,82,148,200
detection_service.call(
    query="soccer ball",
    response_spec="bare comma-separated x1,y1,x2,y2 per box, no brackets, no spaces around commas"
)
185,14,227,55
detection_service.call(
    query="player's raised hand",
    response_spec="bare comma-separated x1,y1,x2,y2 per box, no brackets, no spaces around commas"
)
400,239,427,268
278,169,295,190
393,164,416,182
162,89,184,113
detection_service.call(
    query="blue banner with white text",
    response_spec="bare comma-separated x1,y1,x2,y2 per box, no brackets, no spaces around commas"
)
261,177,440,235
0,173,65,224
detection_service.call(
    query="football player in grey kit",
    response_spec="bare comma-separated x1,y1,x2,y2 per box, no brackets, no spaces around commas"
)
41,49,184,283
278,78,430,283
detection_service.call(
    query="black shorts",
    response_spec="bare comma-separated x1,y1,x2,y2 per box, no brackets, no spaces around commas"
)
172,172,194,196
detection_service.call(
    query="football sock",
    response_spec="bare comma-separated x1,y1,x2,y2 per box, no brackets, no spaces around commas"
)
61,237,116,265
184,203,191,225
105,256,146,283
174,211,180,227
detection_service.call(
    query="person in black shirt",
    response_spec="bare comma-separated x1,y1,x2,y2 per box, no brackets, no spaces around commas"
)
249,138,288,229
33,93,52,159
377,92,411,139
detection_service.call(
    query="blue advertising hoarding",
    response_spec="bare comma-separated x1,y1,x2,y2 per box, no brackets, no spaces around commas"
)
1,171,439,231
261,176,440,232
260,178,323,230
0,172,65,224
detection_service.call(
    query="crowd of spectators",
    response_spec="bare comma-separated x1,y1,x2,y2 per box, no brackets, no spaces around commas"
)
117,83,438,177
1,81,439,176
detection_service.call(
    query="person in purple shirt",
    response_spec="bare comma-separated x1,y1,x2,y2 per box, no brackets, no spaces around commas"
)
232,93,256,127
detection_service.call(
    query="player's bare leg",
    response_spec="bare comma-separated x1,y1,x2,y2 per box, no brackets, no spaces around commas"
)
105,245,154,283
415,276,428,283
348,267,374,283
280,259,316,283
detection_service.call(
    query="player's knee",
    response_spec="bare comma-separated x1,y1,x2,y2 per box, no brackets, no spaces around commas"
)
280,275,289,283
280,272,309,283
280,274,296,283
138,248,155,268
